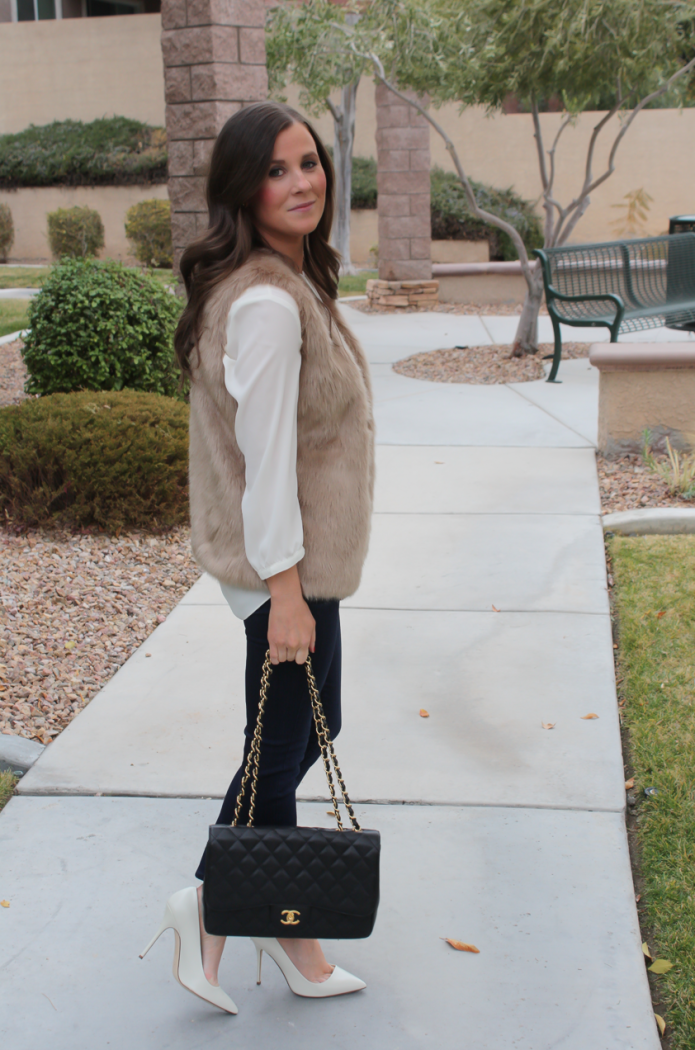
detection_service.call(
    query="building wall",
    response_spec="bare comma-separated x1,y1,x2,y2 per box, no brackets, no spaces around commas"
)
0,14,165,133
299,83,695,246
0,15,693,247
0,183,169,262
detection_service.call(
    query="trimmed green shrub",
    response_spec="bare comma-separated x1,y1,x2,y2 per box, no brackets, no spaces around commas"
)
125,199,173,268
0,203,13,262
0,117,167,189
47,206,105,259
351,156,377,209
430,168,543,261
0,390,189,532
22,258,183,398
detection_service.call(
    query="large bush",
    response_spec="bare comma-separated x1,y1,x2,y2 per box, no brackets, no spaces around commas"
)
0,391,188,532
125,198,173,268
0,203,13,262
351,156,378,209
0,117,167,189
47,206,105,259
430,168,543,261
22,258,182,398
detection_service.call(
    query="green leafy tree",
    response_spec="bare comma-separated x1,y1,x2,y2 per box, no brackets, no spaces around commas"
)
344,0,695,354
266,0,369,274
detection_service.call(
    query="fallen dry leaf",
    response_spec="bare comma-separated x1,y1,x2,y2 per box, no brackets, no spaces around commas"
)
419,709,430,718
642,942,653,959
657,610,666,619
635,894,641,902
625,778,635,789
541,722,555,730
655,1015,666,1036
491,604,500,612
581,713,599,719
0,900,9,908
442,938,480,953
649,959,673,974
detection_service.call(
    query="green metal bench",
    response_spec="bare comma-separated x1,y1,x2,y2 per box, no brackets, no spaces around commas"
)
534,233,695,382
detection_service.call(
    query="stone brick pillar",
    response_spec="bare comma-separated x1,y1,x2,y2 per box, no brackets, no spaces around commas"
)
160,0,269,271
367,82,437,309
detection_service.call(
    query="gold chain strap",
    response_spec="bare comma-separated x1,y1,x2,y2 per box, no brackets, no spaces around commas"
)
231,651,361,832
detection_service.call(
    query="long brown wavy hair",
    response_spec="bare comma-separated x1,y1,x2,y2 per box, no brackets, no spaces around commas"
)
174,102,340,379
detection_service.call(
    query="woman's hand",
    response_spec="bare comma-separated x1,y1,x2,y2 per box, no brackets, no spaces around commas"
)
266,565,316,665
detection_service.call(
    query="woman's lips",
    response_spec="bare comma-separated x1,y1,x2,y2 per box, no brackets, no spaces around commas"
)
289,201,315,213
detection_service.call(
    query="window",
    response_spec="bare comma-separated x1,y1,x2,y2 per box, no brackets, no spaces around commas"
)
17,0,56,17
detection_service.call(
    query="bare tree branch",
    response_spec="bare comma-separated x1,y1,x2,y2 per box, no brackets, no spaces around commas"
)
553,53,695,244
325,97,340,122
348,42,535,282
531,97,549,192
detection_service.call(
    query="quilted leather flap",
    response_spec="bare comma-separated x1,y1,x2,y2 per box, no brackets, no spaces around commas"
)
207,825,380,916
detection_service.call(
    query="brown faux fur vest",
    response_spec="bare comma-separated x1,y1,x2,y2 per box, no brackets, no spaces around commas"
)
188,251,375,600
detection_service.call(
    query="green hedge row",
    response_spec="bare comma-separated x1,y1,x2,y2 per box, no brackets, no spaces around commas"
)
0,391,189,532
430,168,543,261
0,117,167,189
336,156,542,261
0,117,541,259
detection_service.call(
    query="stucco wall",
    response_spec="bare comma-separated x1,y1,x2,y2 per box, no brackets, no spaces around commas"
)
0,16,693,248
0,14,166,134
295,83,695,247
0,184,170,262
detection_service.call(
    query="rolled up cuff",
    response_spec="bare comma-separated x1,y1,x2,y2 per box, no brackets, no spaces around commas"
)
256,546,305,581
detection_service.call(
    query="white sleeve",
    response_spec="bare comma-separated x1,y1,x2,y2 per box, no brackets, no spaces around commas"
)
223,286,305,581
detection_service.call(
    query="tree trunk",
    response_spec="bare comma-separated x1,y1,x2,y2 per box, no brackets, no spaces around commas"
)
512,269,544,356
331,80,358,275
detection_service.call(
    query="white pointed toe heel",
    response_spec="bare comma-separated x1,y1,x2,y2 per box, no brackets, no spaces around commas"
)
251,937,366,998
140,887,238,1014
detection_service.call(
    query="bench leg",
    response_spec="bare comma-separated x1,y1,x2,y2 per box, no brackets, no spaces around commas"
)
545,318,562,383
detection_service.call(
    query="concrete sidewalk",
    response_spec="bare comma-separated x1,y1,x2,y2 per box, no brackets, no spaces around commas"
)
2,309,661,1048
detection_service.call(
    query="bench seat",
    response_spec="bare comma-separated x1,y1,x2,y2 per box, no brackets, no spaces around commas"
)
535,234,695,381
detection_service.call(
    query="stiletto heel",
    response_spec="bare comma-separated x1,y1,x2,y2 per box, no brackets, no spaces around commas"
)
140,887,238,1014
256,944,263,985
250,937,365,998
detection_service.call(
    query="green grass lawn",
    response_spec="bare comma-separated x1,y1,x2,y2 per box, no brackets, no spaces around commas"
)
0,266,50,289
0,769,17,813
610,535,695,1047
0,299,30,337
0,264,175,291
338,270,376,297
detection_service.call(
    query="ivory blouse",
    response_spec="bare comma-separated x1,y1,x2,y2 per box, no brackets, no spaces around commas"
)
218,281,310,620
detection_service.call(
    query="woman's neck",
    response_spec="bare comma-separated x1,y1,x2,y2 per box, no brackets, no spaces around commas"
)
257,228,304,272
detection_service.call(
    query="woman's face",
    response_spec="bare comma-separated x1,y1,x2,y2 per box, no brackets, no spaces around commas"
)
249,122,327,247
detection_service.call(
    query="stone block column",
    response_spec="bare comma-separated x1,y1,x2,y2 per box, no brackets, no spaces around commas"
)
160,0,269,270
369,82,436,308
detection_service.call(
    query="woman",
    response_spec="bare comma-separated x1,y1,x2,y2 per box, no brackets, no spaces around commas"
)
139,102,375,1013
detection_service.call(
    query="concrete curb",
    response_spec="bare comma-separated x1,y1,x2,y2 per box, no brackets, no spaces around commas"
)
603,507,695,534
0,329,28,345
0,735,45,775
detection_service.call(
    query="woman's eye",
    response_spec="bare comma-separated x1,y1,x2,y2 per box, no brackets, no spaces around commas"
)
269,166,284,178
303,160,317,170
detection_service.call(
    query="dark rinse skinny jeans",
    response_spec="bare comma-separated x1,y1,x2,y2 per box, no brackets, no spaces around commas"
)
195,597,341,880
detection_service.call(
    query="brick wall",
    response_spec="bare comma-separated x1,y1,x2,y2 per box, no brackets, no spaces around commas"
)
375,82,432,281
160,0,269,269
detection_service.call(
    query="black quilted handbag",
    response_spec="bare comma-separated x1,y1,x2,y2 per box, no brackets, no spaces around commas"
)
202,652,380,939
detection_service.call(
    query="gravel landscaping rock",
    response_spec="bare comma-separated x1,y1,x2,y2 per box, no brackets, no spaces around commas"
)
0,527,201,744
597,455,695,515
0,339,28,407
351,300,549,316
393,342,589,385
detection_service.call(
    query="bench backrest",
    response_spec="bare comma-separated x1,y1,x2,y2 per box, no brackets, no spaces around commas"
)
537,233,695,314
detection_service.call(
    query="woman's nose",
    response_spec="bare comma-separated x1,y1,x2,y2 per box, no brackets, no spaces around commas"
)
292,169,312,193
